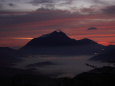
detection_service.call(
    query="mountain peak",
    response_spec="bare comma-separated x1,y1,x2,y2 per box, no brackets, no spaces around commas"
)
22,30,77,47
40,30,69,39
79,38,97,45
20,31,101,49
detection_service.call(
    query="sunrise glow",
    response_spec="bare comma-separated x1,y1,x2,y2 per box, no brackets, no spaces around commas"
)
0,0,115,47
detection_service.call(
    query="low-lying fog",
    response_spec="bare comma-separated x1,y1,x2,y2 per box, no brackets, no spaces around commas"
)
13,55,106,78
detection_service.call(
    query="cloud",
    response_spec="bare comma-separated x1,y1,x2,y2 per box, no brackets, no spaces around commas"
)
1,0,115,15
0,3,3,8
102,5,115,14
0,0,5,2
87,27,97,30
30,0,54,4
0,6,114,47
8,3,15,7
92,0,115,5
92,0,108,5
80,7,97,15
29,0,112,14
0,8,80,30
0,2,39,16
109,41,115,44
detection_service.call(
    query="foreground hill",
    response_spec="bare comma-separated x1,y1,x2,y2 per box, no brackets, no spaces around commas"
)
2,66,115,86
73,66,115,86
19,31,103,55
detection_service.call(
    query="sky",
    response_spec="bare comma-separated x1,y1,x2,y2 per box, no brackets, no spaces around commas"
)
0,0,115,47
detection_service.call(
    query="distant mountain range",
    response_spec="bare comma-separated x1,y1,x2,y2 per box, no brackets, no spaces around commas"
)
0,47,16,54
1,30,114,62
0,47,22,67
19,31,103,55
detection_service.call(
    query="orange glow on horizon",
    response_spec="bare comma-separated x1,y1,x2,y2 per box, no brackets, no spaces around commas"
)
0,11,115,47
12,37,33,40
97,42,111,46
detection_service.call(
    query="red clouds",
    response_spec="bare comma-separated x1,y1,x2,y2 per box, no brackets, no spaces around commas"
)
0,9,115,47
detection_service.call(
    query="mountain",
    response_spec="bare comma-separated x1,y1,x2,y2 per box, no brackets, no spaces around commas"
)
0,47,24,57
19,31,103,55
0,47,16,53
21,31,98,48
0,47,23,67
0,52,22,67
22,31,77,48
78,38,97,45
0,47,18,56
89,45,115,62
73,66,115,86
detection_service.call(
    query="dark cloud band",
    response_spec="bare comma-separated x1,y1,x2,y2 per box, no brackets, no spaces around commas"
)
87,27,97,30
102,5,115,14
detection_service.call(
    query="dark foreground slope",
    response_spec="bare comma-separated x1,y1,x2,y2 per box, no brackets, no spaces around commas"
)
2,66,115,86
73,66,115,86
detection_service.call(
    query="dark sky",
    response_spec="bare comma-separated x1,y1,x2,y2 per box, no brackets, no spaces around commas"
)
0,0,115,47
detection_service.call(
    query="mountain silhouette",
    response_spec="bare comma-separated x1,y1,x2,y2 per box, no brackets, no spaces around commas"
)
78,38,97,45
23,31,77,47
21,31,98,48
0,47,16,53
73,66,115,86
19,31,103,55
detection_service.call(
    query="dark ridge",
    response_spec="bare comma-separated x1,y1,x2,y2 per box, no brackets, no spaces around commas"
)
21,31,78,48
0,47,16,52
21,31,98,48
19,31,103,55
73,66,115,86
0,47,18,56
89,45,115,62
78,38,98,45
